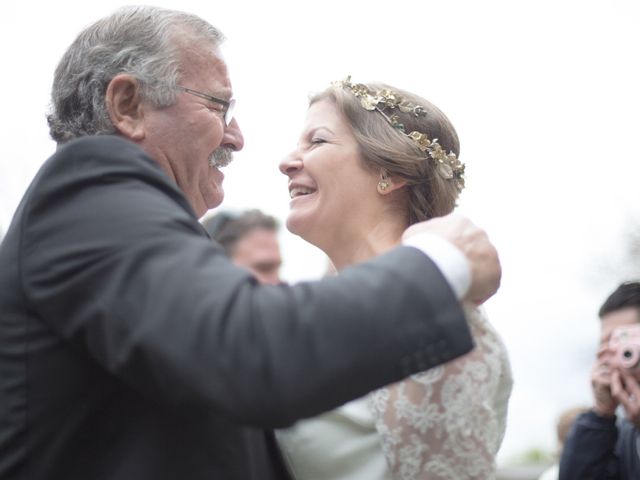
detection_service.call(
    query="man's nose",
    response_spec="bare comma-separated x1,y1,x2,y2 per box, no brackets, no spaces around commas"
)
221,118,244,152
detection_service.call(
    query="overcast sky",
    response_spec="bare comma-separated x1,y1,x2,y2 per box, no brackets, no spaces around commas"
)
2,0,640,464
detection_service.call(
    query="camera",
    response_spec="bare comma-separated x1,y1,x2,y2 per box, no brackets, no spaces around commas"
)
609,324,640,371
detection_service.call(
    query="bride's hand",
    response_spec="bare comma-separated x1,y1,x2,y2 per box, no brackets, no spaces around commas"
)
403,213,501,303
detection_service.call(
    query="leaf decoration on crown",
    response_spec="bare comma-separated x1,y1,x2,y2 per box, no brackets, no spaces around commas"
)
332,76,465,193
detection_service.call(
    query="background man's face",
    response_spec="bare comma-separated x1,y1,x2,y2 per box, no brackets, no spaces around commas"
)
231,228,282,283
600,307,640,349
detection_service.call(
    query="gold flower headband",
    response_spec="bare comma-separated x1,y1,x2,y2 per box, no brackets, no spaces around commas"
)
332,76,465,193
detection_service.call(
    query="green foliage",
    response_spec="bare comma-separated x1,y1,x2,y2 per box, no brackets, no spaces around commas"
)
503,446,554,466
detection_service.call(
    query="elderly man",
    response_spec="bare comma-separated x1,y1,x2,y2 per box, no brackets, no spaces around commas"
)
0,6,500,479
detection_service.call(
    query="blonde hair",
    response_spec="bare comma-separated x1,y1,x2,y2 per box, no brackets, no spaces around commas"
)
310,83,461,225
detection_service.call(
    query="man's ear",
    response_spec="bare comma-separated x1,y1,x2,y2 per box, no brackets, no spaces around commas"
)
377,171,407,195
105,74,145,141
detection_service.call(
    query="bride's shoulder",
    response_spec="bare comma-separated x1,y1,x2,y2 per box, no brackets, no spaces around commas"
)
462,304,513,380
463,305,507,345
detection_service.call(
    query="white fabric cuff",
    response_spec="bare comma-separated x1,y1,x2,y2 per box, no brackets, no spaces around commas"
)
402,232,471,300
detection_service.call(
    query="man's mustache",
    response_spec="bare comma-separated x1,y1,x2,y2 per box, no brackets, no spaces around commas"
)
210,148,234,168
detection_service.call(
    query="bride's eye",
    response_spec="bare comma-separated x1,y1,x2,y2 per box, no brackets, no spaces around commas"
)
311,137,327,145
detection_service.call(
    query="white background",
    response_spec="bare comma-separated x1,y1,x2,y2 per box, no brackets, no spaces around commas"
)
2,0,640,464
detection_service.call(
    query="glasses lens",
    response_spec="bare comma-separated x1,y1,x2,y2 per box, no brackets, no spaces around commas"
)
225,99,236,126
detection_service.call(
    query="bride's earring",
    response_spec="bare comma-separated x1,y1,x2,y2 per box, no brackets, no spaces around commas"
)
377,180,389,193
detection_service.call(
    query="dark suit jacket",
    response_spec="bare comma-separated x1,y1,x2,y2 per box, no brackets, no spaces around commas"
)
0,135,472,479
559,410,640,480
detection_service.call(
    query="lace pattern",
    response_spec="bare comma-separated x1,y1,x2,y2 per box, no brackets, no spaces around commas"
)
368,305,513,480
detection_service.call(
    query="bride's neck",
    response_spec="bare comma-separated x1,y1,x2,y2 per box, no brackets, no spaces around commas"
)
324,218,407,271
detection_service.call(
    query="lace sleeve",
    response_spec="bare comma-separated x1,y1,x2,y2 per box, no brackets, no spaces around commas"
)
368,306,513,480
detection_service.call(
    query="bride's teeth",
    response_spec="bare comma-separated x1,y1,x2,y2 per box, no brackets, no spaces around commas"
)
290,187,314,199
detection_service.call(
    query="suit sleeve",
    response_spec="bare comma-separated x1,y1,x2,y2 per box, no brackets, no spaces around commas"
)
558,411,619,480
19,136,473,428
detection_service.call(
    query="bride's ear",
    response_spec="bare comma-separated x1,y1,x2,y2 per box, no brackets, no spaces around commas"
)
376,172,406,195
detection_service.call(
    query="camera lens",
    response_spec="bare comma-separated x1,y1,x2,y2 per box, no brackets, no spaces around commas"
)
623,350,633,359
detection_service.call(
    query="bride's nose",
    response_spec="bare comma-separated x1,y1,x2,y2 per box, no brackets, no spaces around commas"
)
279,150,303,176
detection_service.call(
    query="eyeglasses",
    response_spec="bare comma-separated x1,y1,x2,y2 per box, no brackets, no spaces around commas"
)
176,85,236,126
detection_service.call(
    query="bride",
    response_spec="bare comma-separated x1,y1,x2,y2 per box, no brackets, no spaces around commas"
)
276,78,513,480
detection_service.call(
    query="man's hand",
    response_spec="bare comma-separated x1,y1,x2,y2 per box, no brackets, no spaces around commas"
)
611,369,640,428
591,355,618,417
403,213,501,303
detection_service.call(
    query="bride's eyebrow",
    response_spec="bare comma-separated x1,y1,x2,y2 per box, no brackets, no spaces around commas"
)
307,126,335,136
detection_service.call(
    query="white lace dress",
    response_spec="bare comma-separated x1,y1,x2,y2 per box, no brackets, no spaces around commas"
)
276,306,513,480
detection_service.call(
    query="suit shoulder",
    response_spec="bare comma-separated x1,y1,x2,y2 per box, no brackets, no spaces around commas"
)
40,135,173,191
29,135,186,213
55,135,153,167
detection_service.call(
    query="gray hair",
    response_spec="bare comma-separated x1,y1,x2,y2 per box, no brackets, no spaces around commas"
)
47,5,224,144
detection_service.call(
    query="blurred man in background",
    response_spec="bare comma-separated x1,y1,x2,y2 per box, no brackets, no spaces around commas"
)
202,209,283,285
559,281,640,479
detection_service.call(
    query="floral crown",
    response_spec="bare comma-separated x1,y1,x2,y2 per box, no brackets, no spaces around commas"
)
332,76,465,193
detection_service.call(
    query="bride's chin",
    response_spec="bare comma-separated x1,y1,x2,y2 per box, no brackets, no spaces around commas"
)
285,215,315,241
